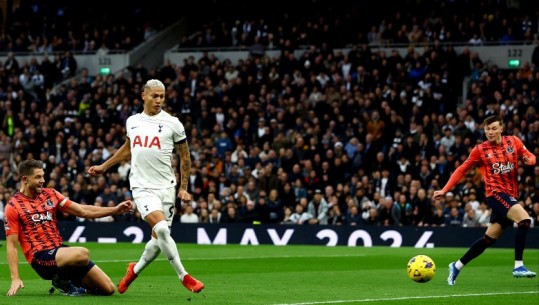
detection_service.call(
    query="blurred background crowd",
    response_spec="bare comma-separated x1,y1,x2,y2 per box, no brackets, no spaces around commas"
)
0,0,538,228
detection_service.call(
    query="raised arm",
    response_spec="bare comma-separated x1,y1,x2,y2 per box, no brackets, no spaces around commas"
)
88,139,131,176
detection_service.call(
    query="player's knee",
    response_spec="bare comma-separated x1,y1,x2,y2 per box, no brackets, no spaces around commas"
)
103,282,116,295
483,234,496,246
153,220,170,239
74,247,90,265
145,238,161,253
94,281,115,296
517,219,531,229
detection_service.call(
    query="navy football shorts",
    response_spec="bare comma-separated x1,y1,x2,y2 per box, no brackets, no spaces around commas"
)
486,192,518,229
31,244,95,286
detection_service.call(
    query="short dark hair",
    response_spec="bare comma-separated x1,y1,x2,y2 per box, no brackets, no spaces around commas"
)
483,115,502,126
18,159,44,177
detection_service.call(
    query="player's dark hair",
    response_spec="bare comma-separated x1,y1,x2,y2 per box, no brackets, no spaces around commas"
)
483,115,502,126
18,159,44,177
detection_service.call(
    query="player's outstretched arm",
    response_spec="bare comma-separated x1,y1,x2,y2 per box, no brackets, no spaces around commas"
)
88,139,131,176
65,200,134,219
433,147,480,200
433,190,445,200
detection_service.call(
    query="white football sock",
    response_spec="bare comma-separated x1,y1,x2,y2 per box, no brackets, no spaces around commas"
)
514,260,523,268
455,260,464,270
153,220,188,280
134,236,161,274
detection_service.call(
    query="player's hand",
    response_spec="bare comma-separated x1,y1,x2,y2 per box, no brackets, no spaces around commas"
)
7,279,24,296
522,155,533,165
177,189,192,203
116,200,133,214
433,190,445,200
87,165,105,176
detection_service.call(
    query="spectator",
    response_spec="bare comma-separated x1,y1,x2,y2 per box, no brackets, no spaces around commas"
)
392,193,413,226
231,143,248,164
430,205,446,227
180,205,199,223
1,0,537,237
215,131,233,158
462,208,480,227
93,197,114,222
58,51,78,79
221,206,238,223
209,208,221,224
476,202,491,227
412,188,433,226
265,189,283,223
238,200,258,223
364,207,381,226
288,203,313,225
345,205,362,226
327,204,344,225
307,189,329,225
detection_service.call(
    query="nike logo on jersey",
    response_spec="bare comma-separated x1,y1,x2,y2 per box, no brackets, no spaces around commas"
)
131,126,139,129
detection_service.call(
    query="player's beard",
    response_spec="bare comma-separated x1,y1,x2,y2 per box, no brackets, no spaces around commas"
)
33,183,44,194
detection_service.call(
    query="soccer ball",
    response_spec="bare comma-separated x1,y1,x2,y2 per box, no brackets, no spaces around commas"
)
407,255,436,283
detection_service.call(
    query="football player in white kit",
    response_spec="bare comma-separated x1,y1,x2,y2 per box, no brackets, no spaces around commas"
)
88,79,204,294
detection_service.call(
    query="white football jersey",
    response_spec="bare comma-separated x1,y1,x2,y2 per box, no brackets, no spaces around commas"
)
126,111,186,189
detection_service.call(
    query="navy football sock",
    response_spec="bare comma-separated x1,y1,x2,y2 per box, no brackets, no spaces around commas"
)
515,219,531,261
460,235,496,265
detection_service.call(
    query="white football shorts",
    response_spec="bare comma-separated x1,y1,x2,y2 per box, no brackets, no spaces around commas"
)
131,187,176,226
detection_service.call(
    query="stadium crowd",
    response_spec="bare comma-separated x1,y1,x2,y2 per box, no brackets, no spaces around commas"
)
1,0,538,55
0,0,538,228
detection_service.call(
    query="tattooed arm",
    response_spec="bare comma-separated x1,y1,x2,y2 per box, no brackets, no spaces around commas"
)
176,140,192,203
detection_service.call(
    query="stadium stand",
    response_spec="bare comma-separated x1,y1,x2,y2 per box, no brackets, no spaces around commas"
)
0,0,538,227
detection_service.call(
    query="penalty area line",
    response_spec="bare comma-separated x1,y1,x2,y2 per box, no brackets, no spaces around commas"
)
272,291,539,305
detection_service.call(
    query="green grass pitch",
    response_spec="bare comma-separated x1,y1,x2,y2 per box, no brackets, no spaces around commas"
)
0,243,537,304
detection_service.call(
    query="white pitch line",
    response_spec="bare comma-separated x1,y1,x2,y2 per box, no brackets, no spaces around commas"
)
178,254,367,261
272,291,539,305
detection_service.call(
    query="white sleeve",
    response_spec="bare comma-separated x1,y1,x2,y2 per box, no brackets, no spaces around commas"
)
173,118,187,143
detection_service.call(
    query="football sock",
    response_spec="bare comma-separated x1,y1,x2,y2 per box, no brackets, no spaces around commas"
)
514,260,524,268
460,234,496,265
134,236,160,274
153,220,188,280
455,260,464,270
515,219,531,261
